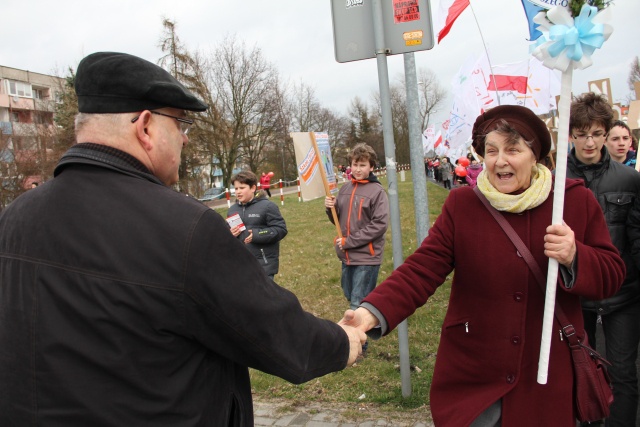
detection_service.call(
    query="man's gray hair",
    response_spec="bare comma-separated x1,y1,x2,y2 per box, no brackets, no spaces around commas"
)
75,112,131,134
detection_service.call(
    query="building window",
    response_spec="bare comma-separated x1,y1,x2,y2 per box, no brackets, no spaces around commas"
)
33,87,50,100
10,112,19,123
6,80,33,98
34,111,52,125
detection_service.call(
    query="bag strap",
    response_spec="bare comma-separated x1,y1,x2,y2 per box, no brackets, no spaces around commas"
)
472,187,580,345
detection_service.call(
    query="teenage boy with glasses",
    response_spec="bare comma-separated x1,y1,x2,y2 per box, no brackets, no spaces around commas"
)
567,92,640,427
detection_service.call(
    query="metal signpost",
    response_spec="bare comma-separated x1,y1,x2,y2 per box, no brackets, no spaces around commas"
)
330,0,434,397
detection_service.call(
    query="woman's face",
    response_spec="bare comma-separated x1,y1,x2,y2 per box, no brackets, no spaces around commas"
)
484,131,537,194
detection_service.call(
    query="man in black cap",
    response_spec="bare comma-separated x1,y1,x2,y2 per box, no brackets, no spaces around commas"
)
0,52,364,427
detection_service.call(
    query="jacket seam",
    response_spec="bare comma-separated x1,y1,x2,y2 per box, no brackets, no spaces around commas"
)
0,253,184,292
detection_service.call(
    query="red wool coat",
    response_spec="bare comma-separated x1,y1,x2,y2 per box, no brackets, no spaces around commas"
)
363,179,625,426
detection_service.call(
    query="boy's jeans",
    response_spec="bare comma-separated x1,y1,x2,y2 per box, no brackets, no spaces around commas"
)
341,264,380,310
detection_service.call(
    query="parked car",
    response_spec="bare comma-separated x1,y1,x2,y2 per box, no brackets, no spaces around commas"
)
198,187,236,202
198,187,225,202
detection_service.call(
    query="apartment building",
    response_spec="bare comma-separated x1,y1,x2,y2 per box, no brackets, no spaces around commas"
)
0,66,65,189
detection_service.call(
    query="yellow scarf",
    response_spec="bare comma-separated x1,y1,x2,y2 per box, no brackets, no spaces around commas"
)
476,164,552,213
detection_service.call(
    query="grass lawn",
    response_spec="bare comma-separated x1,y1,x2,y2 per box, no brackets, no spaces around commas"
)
215,172,452,412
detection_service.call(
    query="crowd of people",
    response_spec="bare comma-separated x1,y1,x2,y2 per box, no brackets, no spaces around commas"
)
425,153,485,189
1,50,639,427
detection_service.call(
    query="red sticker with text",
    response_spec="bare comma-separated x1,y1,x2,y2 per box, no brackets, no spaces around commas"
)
393,0,420,24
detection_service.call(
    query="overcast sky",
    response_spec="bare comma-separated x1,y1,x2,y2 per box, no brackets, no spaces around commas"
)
3,0,638,126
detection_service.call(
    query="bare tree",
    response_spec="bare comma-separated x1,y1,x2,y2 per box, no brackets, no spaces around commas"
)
180,51,233,193
315,107,350,168
285,81,352,178
154,22,353,191
364,68,445,165
628,56,640,99
158,18,204,194
289,81,322,132
372,83,410,164
261,80,296,181
53,70,78,154
417,68,446,131
208,36,280,187
0,122,54,209
241,73,284,175
0,132,22,209
348,97,384,164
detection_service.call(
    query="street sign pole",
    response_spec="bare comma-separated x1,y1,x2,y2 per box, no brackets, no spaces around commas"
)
372,0,411,397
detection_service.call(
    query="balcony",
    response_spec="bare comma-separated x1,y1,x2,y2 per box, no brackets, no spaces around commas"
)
0,122,11,135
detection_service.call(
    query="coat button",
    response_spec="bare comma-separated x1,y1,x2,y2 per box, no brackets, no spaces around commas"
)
511,336,521,345
513,292,524,302
506,374,516,384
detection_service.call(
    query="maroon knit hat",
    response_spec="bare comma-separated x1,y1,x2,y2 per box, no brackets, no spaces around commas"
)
471,105,551,161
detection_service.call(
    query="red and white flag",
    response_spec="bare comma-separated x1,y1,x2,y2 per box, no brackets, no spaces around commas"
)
434,131,448,156
435,0,470,43
422,125,436,155
475,55,560,115
434,131,443,149
445,55,482,152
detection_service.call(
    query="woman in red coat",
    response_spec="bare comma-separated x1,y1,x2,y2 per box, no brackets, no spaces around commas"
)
341,105,625,426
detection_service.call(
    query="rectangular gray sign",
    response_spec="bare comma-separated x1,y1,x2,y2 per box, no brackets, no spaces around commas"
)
330,0,435,63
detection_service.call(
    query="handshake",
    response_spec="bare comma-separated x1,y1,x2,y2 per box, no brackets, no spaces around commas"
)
337,308,380,366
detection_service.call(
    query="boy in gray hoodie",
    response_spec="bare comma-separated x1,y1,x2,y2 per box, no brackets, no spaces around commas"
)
325,144,389,325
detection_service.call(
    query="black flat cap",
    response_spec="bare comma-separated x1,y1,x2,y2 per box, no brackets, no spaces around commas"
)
472,105,551,161
75,52,207,113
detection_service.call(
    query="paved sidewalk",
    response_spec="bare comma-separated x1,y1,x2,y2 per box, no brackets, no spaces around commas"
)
253,398,434,427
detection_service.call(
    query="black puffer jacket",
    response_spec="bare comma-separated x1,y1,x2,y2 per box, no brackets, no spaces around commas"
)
0,143,347,427
227,194,287,277
567,147,640,313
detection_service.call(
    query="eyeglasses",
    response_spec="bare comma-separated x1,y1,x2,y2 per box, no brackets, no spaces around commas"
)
571,131,606,142
131,111,194,135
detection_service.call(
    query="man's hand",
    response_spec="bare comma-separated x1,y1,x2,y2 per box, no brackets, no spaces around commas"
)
339,308,379,333
338,323,367,366
544,222,576,268
243,230,253,244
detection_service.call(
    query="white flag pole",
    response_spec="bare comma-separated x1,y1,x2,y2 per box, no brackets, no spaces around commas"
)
531,2,613,384
537,68,572,384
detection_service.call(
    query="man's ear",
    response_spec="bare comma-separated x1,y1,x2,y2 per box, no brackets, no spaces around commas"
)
134,111,153,151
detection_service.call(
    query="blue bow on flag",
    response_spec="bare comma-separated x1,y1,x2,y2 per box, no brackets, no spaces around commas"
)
548,5,605,61
532,4,613,72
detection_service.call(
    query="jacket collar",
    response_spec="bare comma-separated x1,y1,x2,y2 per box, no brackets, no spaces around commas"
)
54,143,163,185
568,146,610,186
236,192,267,207
352,172,380,185
568,146,610,172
